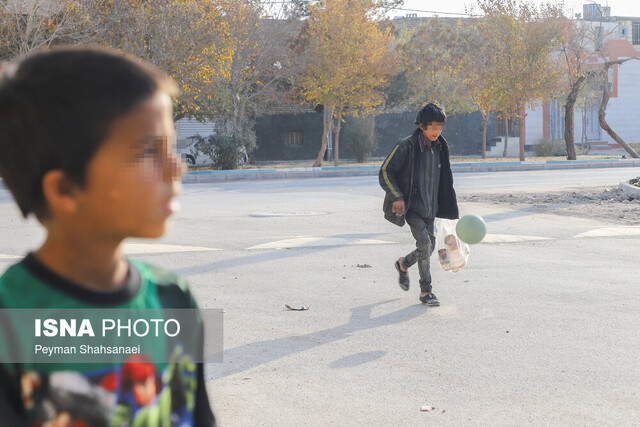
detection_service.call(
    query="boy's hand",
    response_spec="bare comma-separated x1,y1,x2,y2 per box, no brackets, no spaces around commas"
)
392,200,405,216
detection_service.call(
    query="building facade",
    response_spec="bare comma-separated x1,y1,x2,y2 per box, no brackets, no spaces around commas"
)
527,5,640,150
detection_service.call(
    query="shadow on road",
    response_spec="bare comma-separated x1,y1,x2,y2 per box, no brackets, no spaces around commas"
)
207,299,429,380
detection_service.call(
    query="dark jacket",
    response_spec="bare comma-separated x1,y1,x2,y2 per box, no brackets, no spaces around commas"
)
379,128,459,226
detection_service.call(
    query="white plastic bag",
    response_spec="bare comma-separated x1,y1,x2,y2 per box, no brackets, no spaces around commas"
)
435,218,470,273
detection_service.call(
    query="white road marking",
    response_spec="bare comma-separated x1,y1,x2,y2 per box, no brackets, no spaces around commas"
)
0,226,633,261
481,234,552,243
122,243,221,254
250,211,326,217
573,226,640,238
247,236,393,250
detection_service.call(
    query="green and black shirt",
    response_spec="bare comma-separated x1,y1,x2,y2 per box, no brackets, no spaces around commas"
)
0,253,216,426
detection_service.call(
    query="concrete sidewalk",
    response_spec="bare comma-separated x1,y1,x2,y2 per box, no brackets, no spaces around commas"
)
183,158,640,183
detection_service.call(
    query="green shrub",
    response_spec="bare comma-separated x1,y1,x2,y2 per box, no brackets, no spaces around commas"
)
534,139,587,157
343,116,376,163
534,139,565,156
190,119,256,170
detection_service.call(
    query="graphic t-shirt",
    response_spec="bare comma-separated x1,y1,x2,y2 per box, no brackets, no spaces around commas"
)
0,253,216,426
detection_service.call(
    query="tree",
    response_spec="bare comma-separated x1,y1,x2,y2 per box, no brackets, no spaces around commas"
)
395,18,476,114
214,0,298,162
459,18,499,159
597,57,640,158
558,18,586,160
283,0,403,19
477,0,565,161
85,0,232,121
575,71,601,147
556,18,609,160
296,0,396,166
400,17,502,159
1,0,87,62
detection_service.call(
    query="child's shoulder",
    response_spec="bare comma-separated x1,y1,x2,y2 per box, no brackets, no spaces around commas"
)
130,258,197,308
131,258,188,288
0,260,27,283
0,260,47,307
0,257,197,309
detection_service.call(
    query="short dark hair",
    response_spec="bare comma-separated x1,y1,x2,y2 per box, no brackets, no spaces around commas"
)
415,102,446,126
0,46,178,220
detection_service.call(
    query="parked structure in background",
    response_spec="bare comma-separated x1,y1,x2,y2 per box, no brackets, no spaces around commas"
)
175,118,215,166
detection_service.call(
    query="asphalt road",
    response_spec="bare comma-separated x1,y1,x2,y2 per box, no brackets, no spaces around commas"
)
1,167,639,425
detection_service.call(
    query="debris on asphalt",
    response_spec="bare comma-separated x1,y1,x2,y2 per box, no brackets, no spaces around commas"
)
421,405,435,412
285,304,309,311
356,264,372,268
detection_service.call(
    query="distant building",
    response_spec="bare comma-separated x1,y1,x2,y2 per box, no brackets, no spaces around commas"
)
526,4,640,151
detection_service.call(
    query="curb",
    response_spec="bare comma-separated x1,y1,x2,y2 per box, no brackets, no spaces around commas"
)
620,181,640,198
183,166,379,183
182,158,640,183
1,159,639,188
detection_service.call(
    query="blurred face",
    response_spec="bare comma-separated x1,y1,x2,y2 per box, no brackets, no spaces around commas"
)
73,92,183,239
419,121,444,142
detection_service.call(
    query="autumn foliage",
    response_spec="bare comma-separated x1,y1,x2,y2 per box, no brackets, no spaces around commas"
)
296,0,396,166
85,0,232,121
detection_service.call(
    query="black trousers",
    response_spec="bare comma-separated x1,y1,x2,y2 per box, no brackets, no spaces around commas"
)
401,211,435,293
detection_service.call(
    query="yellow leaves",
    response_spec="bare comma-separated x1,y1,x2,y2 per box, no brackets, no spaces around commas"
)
84,0,233,119
299,0,395,114
65,2,80,14
470,0,566,115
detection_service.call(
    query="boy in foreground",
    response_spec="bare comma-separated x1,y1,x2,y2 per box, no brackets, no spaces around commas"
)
379,102,459,306
0,47,215,425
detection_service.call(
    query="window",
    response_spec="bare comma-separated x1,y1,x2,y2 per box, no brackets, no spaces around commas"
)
285,130,303,146
633,22,640,45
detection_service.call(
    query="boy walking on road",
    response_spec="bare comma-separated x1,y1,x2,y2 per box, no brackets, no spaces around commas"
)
379,102,459,306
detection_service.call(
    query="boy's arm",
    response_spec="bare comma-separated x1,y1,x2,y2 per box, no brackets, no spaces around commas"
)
379,142,407,203
194,305,216,426
0,396,23,426
0,369,25,426
194,363,216,426
142,265,217,426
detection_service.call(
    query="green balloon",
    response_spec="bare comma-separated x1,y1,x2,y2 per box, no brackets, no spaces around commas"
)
456,214,486,244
